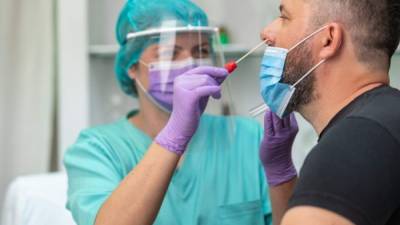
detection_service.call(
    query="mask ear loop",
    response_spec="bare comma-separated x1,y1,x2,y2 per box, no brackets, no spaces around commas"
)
292,59,326,87
288,25,330,87
288,25,330,53
139,59,150,68
135,59,171,114
135,77,171,114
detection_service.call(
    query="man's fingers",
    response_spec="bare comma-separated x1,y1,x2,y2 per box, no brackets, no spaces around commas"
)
264,110,275,136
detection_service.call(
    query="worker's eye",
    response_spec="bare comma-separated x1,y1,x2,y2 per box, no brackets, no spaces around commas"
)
199,47,210,56
192,46,210,58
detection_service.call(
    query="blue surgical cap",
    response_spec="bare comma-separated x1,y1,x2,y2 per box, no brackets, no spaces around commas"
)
115,0,209,96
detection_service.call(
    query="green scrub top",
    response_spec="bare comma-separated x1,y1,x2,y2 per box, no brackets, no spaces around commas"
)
64,112,272,225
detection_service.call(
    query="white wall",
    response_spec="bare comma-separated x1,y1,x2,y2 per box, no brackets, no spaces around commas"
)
57,0,90,168
88,0,125,45
195,0,280,47
0,0,57,217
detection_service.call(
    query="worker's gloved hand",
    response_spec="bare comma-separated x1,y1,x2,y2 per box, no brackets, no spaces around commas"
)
260,111,299,186
155,66,228,155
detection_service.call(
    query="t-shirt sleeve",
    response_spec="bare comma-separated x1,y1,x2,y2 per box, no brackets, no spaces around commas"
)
289,117,400,225
63,130,123,225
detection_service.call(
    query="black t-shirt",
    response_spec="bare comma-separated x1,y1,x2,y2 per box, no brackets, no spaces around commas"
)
288,86,400,225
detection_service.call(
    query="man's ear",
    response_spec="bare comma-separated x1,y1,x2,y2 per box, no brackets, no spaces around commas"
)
319,23,344,60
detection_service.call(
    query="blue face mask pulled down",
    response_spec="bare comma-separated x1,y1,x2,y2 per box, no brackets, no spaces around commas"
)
259,26,328,118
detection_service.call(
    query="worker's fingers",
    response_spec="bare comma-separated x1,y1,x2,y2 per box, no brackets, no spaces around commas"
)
185,66,229,79
211,90,222,99
176,74,218,90
195,86,221,99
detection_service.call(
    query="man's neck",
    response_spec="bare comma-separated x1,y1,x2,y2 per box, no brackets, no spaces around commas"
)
299,71,388,135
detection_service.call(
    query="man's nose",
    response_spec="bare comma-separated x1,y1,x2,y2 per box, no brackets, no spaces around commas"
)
260,22,278,46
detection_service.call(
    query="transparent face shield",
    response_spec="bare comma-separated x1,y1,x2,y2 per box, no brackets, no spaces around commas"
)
127,19,238,150
127,20,228,113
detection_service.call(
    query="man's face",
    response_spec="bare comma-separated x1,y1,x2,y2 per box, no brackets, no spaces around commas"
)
261,0,319,111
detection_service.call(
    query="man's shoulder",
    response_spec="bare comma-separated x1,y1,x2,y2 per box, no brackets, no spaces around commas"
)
312,115,400,164
346,86,400,144
301,116,400,197
353,86,400,115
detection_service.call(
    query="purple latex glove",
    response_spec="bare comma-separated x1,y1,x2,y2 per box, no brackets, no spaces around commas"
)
155,66,228,155
260,111,299,186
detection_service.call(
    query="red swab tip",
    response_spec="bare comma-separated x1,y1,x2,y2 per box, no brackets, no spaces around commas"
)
224,61,238,74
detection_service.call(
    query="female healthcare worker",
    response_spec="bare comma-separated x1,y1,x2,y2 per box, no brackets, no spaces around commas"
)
64,0,272,225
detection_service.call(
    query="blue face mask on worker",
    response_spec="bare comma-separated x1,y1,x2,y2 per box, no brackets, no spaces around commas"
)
260,25,328,118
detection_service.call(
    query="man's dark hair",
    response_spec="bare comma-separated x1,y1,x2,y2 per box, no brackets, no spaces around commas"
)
308,0,400,68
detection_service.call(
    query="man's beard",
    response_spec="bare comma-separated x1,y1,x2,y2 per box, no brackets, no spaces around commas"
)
282,43,317,112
